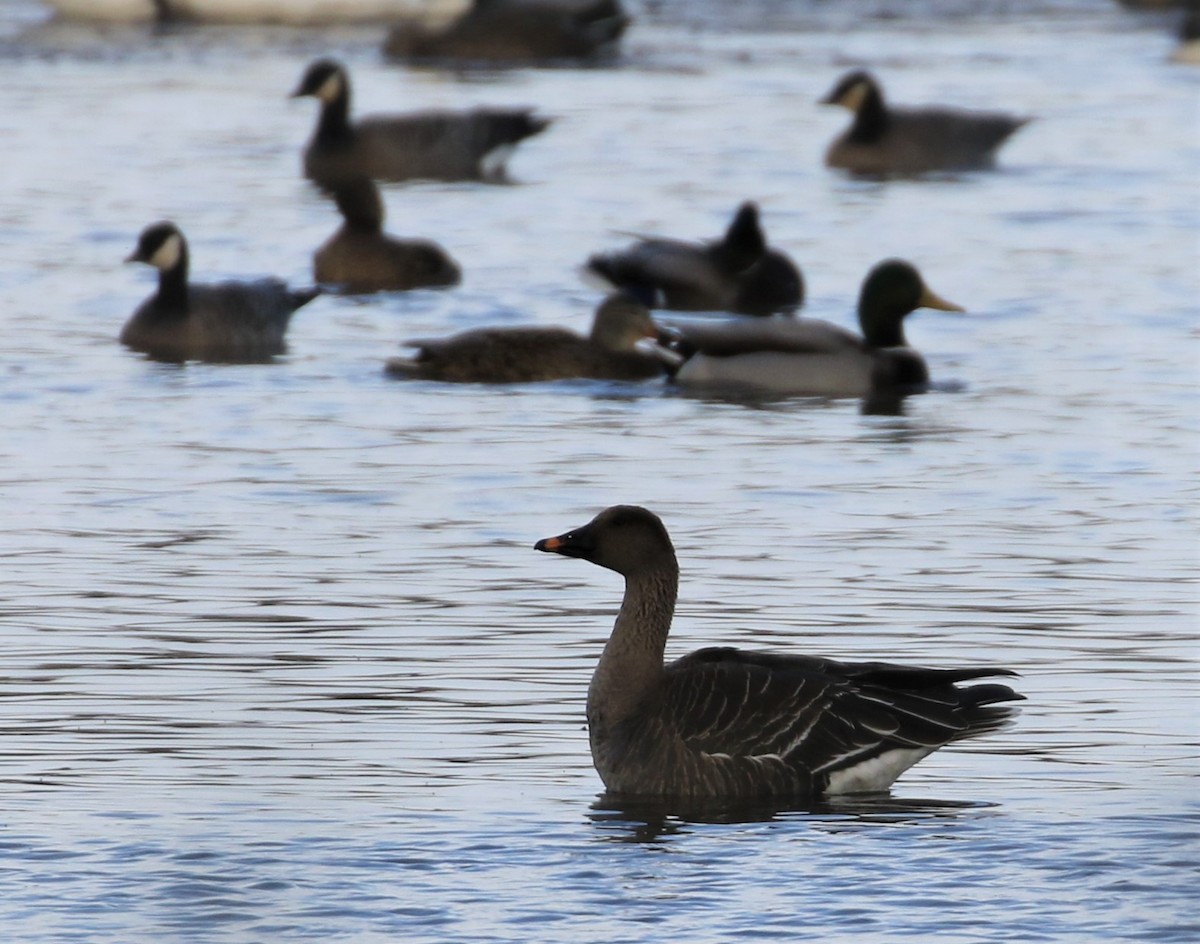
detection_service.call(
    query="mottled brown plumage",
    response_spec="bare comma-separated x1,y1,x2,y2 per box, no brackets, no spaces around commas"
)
536,505,1023,800
384,294,671,383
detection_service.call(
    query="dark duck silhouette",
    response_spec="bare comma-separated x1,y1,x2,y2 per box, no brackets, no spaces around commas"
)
313,176,460,293
586,202,803,317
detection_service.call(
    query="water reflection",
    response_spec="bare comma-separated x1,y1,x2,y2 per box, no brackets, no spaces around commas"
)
588,792,987,843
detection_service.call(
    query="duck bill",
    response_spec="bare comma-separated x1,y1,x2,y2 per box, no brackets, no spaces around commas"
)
920,287,965,313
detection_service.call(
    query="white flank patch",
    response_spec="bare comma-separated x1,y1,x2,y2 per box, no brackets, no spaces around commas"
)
825,748,930,794
148,232,183,272
480,143,515,180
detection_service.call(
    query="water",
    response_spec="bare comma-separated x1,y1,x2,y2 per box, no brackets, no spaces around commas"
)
1,1,1197,941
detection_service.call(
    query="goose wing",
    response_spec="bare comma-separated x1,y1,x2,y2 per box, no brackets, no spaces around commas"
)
661,647,1021,784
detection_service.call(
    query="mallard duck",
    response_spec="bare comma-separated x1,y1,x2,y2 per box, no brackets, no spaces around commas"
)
667,259,962,398
821,70,1031,176
586,202,803,317
384,0,630,66
121,221,318,363
535,505,1023,800
291,59,551,186
313,176,461,293
384,293,673,382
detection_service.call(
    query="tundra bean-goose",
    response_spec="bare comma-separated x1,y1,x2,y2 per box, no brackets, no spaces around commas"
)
821,70,1031,176
121,221,318,363
291,59,551,186
314,176,461,293
536,505,1023,800
667,259,962,398
586,202,804,317
384,293,673,383
384,0,630,66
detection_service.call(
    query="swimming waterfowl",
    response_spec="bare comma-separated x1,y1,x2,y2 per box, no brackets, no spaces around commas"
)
384,293,673,382
1171,7,1200,64
668,259,962,398
313,176,461,293
384,0,631,66
291,59,551,187
820,70,1031,176
536,505,1023,800
121,221,318,363
586,202,804,317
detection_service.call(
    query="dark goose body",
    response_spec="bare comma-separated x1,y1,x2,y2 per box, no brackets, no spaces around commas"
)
586,202,804,317
121,221,317,364
384,0,630,66
821,70,1030,176
292,59,550,186
313,177,460,293
384,294,670,383
536,505,1022,801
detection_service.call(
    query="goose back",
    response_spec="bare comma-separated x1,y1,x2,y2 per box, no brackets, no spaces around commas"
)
384,0,630,65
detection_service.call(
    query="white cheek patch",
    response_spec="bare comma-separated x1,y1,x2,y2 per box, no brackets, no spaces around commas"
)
149,232,182,271
316,71,343,104
841,81,869,112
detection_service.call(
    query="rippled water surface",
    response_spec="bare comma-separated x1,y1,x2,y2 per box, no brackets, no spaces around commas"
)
1,1,1197,941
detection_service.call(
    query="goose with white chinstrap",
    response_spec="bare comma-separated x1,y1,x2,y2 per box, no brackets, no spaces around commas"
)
536,505,1023,800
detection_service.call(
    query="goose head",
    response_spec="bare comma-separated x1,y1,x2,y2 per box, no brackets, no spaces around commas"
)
820,69,882,113
291,59,348,104
125,220,187,273
536,505,675,578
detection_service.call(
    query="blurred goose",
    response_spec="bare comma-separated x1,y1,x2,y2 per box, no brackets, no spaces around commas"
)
121,221,318,363
821,70,1031,176
384,293,673,382
586,202,803,316
536,505,1023,800
384,0,630,66
668,259,962,397
1172,8,1200,64
314,176,461,293
291,59,551,186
